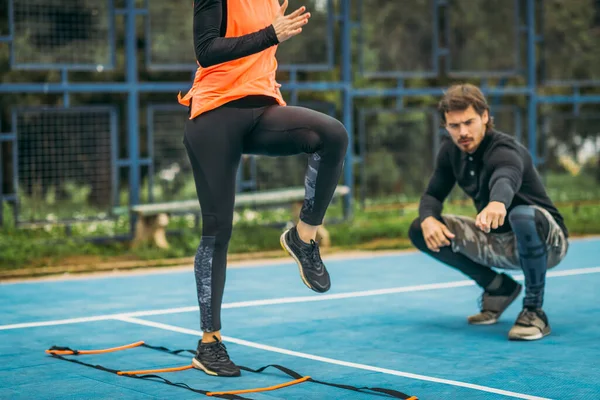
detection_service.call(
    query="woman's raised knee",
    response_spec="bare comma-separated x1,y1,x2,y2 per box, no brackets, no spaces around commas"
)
328,119,349,149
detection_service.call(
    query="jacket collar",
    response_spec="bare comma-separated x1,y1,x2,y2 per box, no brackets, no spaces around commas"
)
461,130,494,161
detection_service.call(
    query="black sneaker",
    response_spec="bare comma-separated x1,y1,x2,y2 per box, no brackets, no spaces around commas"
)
508,308,551,341
280,226,331,293
192,336,240,377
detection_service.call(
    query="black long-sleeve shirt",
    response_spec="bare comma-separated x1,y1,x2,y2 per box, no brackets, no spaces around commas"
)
193,0,279,68
419,130,568,236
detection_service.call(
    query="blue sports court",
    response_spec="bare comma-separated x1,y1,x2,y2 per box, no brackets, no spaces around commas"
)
1,237,599,399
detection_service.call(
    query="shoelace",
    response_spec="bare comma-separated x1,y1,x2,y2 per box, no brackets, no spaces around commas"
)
516,309,538,324
201,338,231,362
309,240,323,266
214,341,231,362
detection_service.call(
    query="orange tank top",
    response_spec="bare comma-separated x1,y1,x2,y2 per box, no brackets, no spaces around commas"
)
177,0,286,119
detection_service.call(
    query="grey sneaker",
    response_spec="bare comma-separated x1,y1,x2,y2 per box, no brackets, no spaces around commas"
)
468,277,522,325
192,337,241,377
508,308,551,341
280,226,331,293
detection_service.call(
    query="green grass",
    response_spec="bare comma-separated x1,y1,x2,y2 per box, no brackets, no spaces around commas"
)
1,200,598,273
1,172,599,275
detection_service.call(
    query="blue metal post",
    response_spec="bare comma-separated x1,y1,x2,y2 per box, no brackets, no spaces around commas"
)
146,108,155,203
396,79,404,110
536,94,600,104
290,70,298,105
0,81,348,94
11,112,19,225
526,0,538,166
61,69,70,107
110,111,119,208
341,0,353,219
573,87,581,116
0,135,3,226
515,108,523,144
126,0,140,233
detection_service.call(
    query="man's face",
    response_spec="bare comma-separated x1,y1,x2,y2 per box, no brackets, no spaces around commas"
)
444,105,488,154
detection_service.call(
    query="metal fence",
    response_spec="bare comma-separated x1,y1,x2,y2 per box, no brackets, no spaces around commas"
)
0,0,599,234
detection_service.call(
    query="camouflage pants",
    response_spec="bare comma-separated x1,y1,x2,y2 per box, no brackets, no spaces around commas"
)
442,206,569,271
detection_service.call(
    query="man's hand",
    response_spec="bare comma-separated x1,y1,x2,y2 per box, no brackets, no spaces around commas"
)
476,201,506,233
272,0,311,43
421,216,455,253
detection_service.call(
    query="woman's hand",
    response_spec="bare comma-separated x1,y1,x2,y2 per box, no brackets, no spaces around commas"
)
272,0,311,43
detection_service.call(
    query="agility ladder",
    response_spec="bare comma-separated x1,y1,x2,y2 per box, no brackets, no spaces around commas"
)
46,340,418,399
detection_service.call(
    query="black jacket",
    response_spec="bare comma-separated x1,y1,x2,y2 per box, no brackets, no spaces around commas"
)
419,130,568,236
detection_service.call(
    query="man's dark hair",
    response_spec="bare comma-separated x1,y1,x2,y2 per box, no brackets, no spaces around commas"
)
438,83,494,130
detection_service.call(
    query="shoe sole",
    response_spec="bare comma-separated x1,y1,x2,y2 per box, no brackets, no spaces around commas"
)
192,358,240,377
280,230,315,291
468,317,499,325
468,283,523,326
192,358,218,376
508,326,551,341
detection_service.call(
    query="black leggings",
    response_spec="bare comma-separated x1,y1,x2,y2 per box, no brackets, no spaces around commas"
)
183,103,348,332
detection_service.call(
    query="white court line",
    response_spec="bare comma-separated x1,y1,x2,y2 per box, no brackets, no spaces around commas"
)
0,281,474,330
2,266,600,331
115,316,551,400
